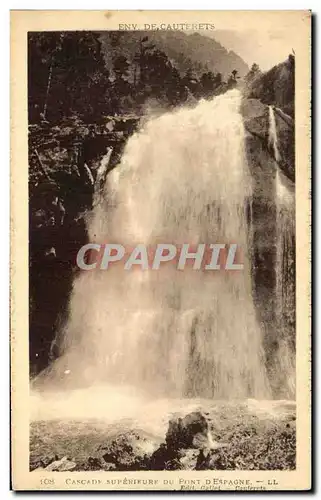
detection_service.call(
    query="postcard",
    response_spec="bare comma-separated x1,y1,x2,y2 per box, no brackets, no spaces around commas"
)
10,10,311,491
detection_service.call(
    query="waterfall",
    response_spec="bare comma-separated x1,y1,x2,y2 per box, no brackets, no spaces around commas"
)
268,106,295,398
50,89,270,401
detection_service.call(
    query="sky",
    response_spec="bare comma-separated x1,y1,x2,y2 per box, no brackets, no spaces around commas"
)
204,29,294,72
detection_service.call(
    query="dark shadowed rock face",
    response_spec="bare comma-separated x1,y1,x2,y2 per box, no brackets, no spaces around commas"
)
241,97,294,183
240,68,295,396
149,411,214,470
241,55,295,183
149,444,201,471
241,98,270,141
166,411,209,449
29,119,139,376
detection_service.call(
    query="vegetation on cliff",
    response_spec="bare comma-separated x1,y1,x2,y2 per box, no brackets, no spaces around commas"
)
28,31,242,124
244,55,295,117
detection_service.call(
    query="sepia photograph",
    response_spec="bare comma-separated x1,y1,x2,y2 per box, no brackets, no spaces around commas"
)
10,10,311,491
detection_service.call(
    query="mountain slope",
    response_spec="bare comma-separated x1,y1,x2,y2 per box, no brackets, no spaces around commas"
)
100,31,249,79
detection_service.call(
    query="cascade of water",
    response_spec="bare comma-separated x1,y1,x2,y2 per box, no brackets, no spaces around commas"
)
52,90,271,400
268,106,295,398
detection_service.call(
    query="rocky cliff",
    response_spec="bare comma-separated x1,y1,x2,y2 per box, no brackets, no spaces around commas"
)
240,58,295,397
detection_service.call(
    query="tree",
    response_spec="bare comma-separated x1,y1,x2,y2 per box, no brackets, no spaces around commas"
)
231,69,238,81
166,67,187,106
245,63,261,83
28,32,112,123
288,54,295,70
182,68,199,95
200,71,216,98
250,63,260,74
113,55,130,80
141,49,171,96
133,36,156,86
214,72,222,87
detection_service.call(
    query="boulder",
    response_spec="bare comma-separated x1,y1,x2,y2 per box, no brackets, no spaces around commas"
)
177,449,200,470
149,443,178,470
166,411,209,449
45,456,77,471
30,454,58,471
149,444,200,471
98,431,159,471
149,411,229,470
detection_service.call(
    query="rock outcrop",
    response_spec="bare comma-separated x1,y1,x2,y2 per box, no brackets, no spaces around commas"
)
241,97,294,183
149,411,228,470
30,405,296,472
45,456,77,472
97,431,159,471
165,411,209,449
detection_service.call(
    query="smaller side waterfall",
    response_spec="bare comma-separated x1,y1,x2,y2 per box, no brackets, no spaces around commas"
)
268,106,296,398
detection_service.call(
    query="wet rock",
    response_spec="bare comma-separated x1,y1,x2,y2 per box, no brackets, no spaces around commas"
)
149,412,220,470
177,449,200,470
102,462,117,471
192,431,211,449
45,456,77,471
149,445,200,471
149,443,178,470
41,454,59,468
77,456,116,471
166,411,209,449
105,120,115,132
195,448,211,470
99,431,158,471
30,454,58,471
241,98,269,141
241,97,294,182
30,460,41,472
86,457,104,471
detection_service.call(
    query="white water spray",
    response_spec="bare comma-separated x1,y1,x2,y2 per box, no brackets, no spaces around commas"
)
48,90,270,401
33,89,277,427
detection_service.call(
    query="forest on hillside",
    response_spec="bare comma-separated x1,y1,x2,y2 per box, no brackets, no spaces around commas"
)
28,31,243,124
